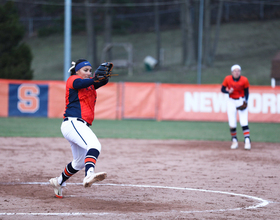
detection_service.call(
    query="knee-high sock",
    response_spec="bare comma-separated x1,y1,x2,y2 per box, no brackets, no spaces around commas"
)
230,128,237,141
85,148,100,176
60,162,79,185
242,125,250,139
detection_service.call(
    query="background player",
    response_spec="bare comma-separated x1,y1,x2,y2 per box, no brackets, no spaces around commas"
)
221,64,251,150
49,59,110,198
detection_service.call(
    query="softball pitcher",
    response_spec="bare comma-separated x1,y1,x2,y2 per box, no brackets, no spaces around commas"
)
221,64,251,150
49,59,113,198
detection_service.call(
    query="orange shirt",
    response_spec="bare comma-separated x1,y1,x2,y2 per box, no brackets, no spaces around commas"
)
64,75,96,125
222,75,249,99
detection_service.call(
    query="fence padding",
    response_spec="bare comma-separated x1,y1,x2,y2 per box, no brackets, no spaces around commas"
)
0,79,279,122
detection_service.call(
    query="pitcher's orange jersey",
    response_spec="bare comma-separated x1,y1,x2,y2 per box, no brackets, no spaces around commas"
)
64,75,96,125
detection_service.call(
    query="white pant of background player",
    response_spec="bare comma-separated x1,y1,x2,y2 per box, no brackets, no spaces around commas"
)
227,97,251,150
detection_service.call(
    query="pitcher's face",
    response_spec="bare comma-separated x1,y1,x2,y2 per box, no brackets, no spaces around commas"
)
76,66,92,79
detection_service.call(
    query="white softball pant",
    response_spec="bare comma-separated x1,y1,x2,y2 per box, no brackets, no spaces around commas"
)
227,97,248,128
60,117,101,171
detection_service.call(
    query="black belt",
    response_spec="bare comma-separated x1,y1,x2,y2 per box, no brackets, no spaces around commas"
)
64,117,90,126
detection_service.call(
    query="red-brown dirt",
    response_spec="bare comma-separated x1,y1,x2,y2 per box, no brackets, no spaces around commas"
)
0,137,279,219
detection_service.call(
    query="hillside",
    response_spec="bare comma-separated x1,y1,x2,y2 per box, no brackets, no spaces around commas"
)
24,19,280,85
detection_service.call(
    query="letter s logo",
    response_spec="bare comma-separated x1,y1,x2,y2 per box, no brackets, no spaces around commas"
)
17,84,40,113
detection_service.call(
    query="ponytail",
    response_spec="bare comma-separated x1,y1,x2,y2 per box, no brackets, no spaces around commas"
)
68,58,88,76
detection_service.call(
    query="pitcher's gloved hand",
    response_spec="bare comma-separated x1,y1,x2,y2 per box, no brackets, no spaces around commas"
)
93,62,114,82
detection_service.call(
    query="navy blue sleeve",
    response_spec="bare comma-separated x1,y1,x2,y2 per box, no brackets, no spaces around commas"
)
72,78,94,89
244,87,249,102
221,85,228,94
94,79,109,90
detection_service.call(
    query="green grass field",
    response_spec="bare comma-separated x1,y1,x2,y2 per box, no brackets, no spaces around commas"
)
0,117,279,142
25,20,280,85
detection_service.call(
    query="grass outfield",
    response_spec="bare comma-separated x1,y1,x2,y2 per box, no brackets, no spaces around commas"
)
0,117,279,142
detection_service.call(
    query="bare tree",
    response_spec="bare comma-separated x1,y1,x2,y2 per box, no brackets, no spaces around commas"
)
182,0,195,67
104,0,112,61
181,1,187,65
182,0,224,67
154,0,161,67
210,0,224,65
203,0,211,66
85,0,97,68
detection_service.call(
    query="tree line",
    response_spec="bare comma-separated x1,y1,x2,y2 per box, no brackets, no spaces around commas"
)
1,0,280,79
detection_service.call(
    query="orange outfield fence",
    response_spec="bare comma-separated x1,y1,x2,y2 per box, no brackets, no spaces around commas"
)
0,79,279,122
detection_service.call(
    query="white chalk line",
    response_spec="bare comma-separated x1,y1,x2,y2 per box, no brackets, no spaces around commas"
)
0,182,271,216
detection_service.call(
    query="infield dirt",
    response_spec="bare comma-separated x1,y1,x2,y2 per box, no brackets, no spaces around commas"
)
0,137,279,219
